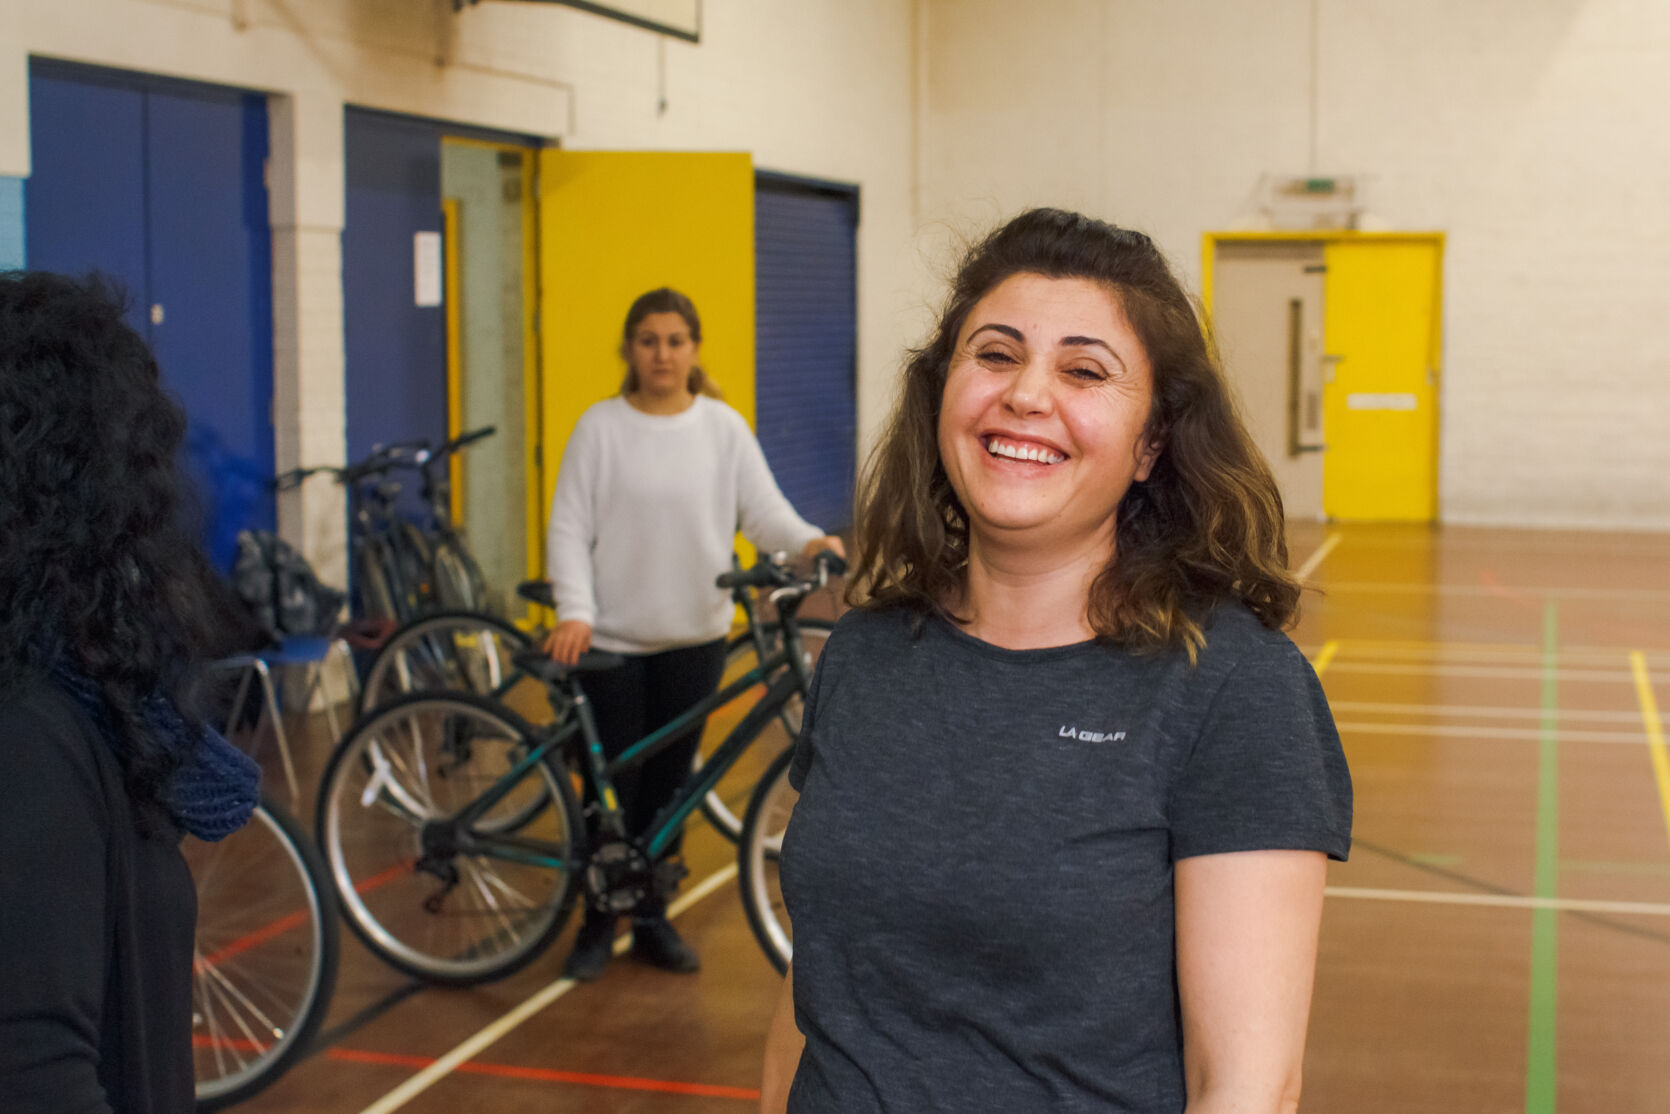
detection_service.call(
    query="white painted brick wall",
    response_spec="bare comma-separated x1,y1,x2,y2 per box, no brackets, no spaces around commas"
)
919,0,1670,530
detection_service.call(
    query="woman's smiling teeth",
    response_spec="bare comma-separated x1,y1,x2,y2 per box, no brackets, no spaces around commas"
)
985,436,1065,465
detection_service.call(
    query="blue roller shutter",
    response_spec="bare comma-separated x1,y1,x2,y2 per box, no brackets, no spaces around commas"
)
753,175,858,532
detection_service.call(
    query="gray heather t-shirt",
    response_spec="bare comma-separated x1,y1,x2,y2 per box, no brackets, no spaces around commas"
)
781,604,1352,1114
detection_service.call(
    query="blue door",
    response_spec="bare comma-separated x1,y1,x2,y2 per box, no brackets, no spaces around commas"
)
754,175,859,531
26,61,275,569
343,108,449,474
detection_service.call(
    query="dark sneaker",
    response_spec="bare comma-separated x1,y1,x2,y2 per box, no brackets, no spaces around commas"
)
563,913,617,982
630,916,700,973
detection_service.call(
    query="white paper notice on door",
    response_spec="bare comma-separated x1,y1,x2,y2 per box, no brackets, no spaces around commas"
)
414,231,443,308
1346,392,1418,411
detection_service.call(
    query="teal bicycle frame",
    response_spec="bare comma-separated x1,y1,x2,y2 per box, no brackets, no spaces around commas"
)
433,618,815,872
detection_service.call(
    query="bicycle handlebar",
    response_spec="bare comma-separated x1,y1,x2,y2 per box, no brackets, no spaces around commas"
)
276,429,497,491
713,549,846,594
439,426,496,455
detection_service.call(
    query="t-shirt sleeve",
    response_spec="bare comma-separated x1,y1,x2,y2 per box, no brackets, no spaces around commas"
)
1168,639,1353,862
0,696,115,1114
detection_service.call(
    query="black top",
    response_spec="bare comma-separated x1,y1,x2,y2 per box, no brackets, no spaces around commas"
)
0,674,197,1114
782,605,1352,1114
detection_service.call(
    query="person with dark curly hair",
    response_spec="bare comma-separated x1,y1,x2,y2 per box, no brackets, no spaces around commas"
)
761,210,1352,1113
0,271,260,1114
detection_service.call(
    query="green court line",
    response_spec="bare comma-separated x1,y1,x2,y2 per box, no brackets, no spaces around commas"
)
1526,601,1559,1114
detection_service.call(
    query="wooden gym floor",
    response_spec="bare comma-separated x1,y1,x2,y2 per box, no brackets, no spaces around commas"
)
225,523,1670,1114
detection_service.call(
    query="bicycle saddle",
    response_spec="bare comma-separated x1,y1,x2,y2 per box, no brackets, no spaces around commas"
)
512,646,624,681
516,580,556,609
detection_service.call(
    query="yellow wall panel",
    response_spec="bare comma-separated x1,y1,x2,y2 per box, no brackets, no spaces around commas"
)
535,150,756,555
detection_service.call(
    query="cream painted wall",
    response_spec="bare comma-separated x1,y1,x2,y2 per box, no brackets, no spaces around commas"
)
5,0,924,573
919,0,1670,530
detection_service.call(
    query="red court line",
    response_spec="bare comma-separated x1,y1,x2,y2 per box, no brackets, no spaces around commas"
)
192,1034,272,1053
198,859,412,971
328,1047,761,1102
198,909,309,970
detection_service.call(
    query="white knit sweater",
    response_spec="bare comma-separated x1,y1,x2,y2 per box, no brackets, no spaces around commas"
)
545,395,824,654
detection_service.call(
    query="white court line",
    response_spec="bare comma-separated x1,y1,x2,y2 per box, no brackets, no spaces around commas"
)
1293,531,1341,582
355,863,739,1114
1323,581,1670,603
1326,886,1670,918
1324,661,1636,683
1300,640,1670,666
1329,700,1667,726
1336,721,1646,745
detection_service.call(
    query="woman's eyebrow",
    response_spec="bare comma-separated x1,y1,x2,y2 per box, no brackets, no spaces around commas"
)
1061,335,1126,370
968,323,1024,343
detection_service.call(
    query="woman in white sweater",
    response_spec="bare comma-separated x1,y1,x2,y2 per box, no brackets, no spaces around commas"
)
545,287,843,981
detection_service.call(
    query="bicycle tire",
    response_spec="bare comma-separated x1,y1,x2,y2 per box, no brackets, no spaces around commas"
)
356,538,402,623
189,797,339,1110
738,745,798,974
358,610,533,716
397,521,437,615
316,693,582,986
432,539,480,612
697,618,834,841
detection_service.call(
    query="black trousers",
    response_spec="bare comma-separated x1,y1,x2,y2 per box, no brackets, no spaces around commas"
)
581,637,727,878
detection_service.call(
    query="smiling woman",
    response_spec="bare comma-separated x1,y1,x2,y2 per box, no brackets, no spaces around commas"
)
760,209,1354,1114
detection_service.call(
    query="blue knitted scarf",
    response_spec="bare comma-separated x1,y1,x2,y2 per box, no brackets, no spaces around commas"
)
49,659,261,841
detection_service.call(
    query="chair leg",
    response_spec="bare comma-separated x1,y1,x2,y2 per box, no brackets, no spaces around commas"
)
253,659,300,804
224,666,256,737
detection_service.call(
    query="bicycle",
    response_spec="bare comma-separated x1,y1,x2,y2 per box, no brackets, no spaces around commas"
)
353,561,836,841
313,551,842,985
400,426,496,613
276,442,430,625
186,795,339,1110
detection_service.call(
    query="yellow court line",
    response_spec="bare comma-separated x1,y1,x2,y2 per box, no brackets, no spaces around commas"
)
1293,532,1341,583
1310,640,1339,676
1628,652,1670,856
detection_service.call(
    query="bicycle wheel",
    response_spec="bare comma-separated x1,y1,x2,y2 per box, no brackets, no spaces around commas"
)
188,797,339,1111
358,610,533,716
316,693,581,985
697,619,833,841
356,539,402,623
738,746,797,974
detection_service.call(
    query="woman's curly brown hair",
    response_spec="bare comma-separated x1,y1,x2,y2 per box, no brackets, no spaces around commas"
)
848,208,1298,657
0,271,223,807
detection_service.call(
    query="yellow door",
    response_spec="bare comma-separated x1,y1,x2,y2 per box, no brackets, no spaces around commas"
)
534,150,756,563
1321,237,1443,520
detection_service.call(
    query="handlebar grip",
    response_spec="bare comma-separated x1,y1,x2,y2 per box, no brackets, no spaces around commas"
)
714,563,789,591
451,426,497,450
813,550,848,579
